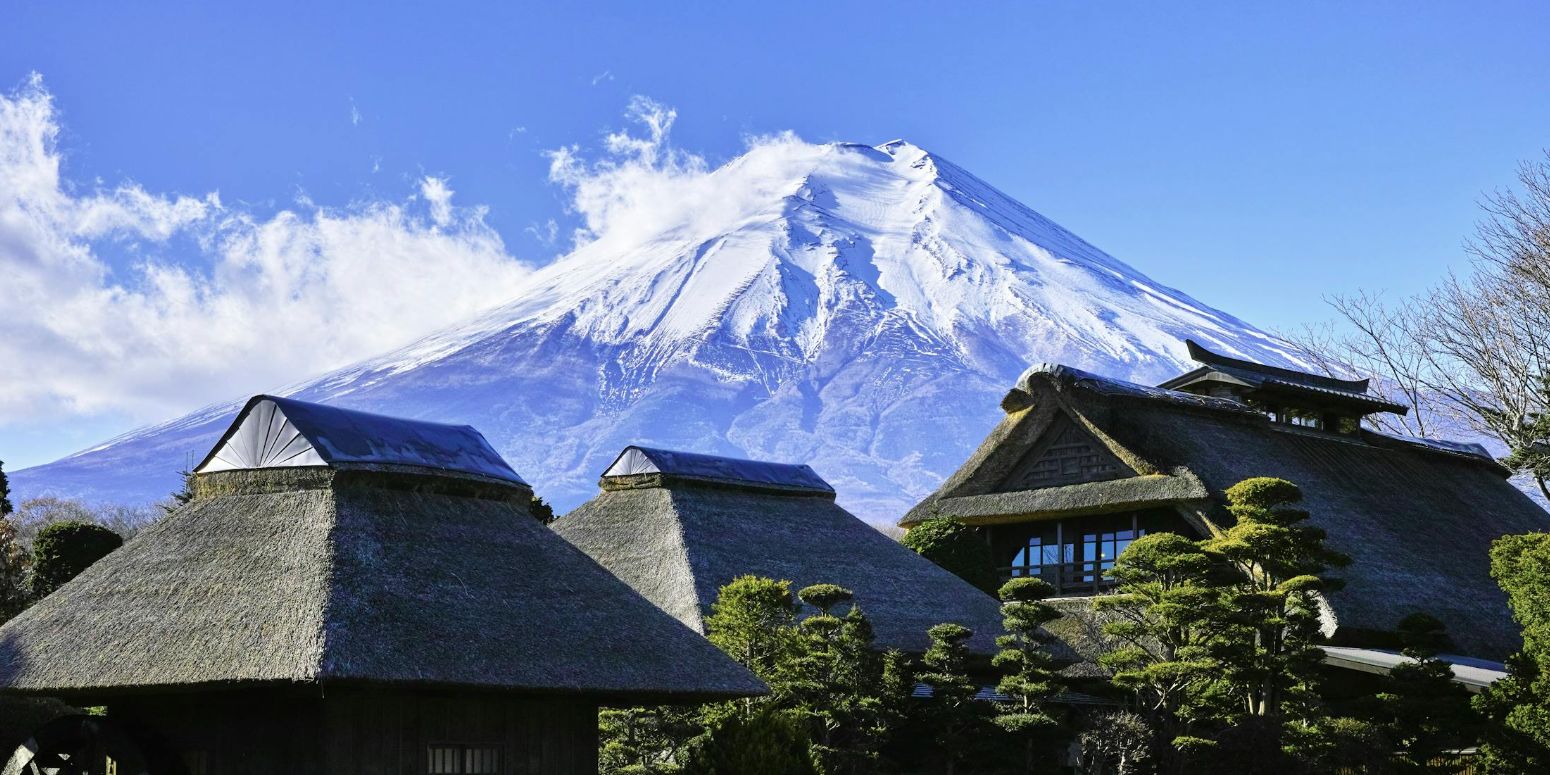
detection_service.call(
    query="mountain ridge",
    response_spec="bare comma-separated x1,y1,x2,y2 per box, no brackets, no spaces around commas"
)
14,138,1305,523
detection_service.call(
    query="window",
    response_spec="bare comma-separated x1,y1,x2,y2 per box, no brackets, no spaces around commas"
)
1003,518,1145,591
1082,528,1143,582
428,744,502,775
1010,536,1072,579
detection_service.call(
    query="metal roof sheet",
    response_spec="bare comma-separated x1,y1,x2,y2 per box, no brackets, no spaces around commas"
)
195,395,528,486
602,446,833,493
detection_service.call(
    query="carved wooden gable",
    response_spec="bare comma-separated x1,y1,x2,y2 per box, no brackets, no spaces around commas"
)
999,413,1131,491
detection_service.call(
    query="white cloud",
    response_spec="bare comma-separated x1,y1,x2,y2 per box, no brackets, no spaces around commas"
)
590,70,614,86
0,75,533,428
545,95,814,254
419,175,455,227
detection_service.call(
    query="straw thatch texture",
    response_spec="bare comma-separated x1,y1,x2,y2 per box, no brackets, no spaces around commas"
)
906,364,1550,660
0,467,764,702
928,474,1210,524
556,480,1014,656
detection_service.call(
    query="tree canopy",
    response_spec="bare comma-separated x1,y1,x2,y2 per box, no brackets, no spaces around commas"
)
1474,532,1550,771
0,460,13,516
28,520,122,599
900,516,998,594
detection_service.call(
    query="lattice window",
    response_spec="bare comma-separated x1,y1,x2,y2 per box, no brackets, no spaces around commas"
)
1002,417,1126,490
428,744,502,774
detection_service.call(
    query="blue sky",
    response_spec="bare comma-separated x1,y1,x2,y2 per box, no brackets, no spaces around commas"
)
3,1,1549,468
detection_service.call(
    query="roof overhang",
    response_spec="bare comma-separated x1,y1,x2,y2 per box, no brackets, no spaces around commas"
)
902,473,1211,527
1320,646,1506,693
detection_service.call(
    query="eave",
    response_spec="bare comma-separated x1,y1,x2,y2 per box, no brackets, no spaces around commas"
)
902,473,1211,527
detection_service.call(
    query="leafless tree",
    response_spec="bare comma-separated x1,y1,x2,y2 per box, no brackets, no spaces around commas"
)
10,496,155,547
1293,151,1550,500
1290,291,1441,438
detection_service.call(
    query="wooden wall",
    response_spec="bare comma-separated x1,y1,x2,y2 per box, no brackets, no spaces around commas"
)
111,688,599,775
323,689,598,775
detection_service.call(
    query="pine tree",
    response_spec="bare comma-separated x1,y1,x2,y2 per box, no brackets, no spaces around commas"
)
161,469,196,514
681,707,817,775
1204,477,1349,721
704,575,800,709
1374,613,1477,774
0,514,29,623
1093,532,1226,761
790,584,889,774
529,495,557,525
0,460,13,516
918,623,986,775
1474,532,1550,771
992,577,1065,772
599,706,702,775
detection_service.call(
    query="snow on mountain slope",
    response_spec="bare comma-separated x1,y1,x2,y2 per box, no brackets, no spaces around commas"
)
13,139,1306,523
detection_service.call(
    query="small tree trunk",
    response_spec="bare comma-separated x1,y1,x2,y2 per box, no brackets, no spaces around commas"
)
1536,474,1550,502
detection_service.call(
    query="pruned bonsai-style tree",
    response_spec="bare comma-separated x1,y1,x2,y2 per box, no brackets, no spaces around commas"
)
992,577,1066,772
1204,477,1349,722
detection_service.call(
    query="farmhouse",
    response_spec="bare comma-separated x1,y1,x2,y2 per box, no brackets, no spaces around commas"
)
554,446,1010,656
902,341,1550,662
0,396,763,775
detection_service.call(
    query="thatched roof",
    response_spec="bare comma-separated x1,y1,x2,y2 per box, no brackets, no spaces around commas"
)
194,395,527,485
554,448,1012,656
0,400,764,703
905,363,1550,661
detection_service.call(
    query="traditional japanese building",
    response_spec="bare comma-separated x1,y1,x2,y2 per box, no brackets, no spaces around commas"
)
554,446,1012,656
0,397,764,775
901,342,1550,661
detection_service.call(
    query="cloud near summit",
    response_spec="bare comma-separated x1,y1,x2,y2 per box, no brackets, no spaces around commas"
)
544,95,819,254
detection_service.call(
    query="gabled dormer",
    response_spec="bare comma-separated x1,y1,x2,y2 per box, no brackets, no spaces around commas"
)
1158,340,1408,433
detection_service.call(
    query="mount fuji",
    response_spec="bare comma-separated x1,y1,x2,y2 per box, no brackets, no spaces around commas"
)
14,139,1305,524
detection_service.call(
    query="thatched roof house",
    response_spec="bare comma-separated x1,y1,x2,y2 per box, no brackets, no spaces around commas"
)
554,446,1008,656
903,344,1550,662
0,396,762,774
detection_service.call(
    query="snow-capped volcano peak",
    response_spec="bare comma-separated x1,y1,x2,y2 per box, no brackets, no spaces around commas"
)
15,137,1302,523
369,139,1291,385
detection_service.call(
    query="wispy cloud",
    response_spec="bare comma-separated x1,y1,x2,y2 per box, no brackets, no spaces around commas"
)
590,70,614,86
348,96,362,126
525,218,559,247
546,95,810,253
0,74,533,428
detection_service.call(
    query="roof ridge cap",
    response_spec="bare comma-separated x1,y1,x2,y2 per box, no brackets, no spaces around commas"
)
1185,339,1370,392
662,488,707,633
312,487,345,681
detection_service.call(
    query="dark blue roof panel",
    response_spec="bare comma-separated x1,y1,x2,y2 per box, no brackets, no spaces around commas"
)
602,446,833,493
195,395,528,486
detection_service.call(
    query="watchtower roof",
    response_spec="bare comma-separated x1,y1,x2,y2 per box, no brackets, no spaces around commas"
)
1158,340,1409,416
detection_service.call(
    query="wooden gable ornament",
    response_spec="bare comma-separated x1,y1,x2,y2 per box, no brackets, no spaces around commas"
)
998,412,1133,491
